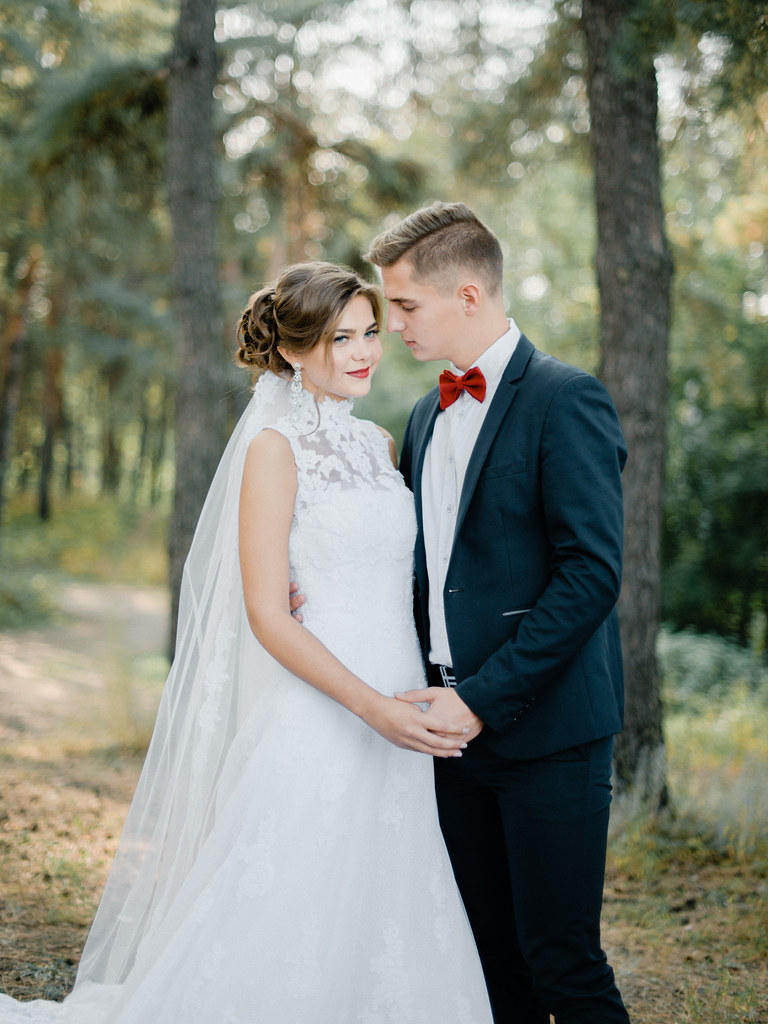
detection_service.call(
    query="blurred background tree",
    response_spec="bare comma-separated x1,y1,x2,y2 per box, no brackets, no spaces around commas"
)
1,0,765,796
166,0,227,649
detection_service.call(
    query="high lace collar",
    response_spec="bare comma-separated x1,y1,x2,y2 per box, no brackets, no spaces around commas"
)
300,387,354,418
257,370,354,427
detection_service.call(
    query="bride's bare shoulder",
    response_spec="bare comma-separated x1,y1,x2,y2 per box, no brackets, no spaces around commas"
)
374,423,398,469
242,429,297,488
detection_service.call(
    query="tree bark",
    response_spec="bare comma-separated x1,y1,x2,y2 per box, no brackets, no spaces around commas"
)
38,349,64,521
582,0,673,799
151,383,172,507
0,252,38,539
167,0,228,655
101,365,126,495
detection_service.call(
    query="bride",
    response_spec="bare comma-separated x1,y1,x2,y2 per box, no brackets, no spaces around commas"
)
0,261,492,1023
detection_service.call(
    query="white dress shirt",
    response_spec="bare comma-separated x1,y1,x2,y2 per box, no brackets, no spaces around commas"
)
422,320,521,666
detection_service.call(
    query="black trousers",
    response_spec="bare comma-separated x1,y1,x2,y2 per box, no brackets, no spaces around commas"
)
434,735,630,1024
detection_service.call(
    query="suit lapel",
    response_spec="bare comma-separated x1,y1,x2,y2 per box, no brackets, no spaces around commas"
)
454,335,535,539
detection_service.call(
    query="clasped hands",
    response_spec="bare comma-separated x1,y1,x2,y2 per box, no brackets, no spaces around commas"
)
289,583,484,757
365,684,484,758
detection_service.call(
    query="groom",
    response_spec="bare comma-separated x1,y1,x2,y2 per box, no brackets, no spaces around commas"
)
365,202,631,1023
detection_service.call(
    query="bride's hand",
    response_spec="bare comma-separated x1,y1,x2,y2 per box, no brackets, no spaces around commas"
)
396,687,484,743
364,694,470,758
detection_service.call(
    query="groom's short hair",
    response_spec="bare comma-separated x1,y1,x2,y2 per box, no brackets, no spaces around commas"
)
365,201,503,295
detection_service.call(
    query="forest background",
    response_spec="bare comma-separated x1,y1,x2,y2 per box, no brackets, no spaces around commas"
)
0,1,767,1021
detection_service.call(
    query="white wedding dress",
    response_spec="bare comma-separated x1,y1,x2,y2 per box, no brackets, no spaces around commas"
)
0,372,492,1024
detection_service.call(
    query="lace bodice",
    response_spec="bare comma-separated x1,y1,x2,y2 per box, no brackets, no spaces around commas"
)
265,389,421,693
272,391,402,508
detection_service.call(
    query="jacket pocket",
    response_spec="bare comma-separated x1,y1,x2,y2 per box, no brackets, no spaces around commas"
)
480,458,527,481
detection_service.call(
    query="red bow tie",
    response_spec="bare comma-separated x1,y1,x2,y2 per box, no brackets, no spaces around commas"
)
438,366,487,410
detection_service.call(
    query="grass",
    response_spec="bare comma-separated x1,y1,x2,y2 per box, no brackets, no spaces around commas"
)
0,747,145,1001
0,493,168,630
602,628,768,1023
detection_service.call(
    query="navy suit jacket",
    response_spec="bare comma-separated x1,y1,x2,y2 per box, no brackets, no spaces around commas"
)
400,335,628,760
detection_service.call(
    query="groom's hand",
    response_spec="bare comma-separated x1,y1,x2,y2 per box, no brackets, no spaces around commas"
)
288,581,305,623
396,687,484,743
366,697,470,758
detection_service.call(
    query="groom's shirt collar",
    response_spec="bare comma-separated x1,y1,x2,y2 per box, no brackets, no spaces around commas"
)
447,318,521,407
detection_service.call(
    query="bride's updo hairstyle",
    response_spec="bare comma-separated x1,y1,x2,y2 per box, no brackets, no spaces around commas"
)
236,261,383,376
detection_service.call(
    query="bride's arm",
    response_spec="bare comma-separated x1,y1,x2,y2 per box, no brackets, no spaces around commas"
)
238,429,467,757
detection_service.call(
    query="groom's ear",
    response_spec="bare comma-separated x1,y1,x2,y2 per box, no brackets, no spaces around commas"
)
457,282,482,315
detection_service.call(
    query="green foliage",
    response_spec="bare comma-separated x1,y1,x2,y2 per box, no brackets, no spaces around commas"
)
0,570,57,630
577,0,768,105
0,0,178,529
662,391,768,639
0,0,765,650
658,625,767,709
661,98,768,640
0,494,168,603
610,627,768,867
674,0,768,107
22,58,167,180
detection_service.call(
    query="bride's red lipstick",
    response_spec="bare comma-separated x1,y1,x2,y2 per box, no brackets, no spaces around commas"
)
347,367,370,378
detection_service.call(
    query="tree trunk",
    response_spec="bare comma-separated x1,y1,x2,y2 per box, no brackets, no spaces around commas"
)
582,0,673,800
38,349,63,521
0,252,37,539
101,365,125,494
131,389,151,507
167,0,228,656
150,383,172,507
38,288,66,520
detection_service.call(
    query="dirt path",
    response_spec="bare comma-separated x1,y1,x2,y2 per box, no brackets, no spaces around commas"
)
0,582,169,752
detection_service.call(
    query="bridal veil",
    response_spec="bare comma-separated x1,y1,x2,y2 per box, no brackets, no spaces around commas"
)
75,372,292,989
